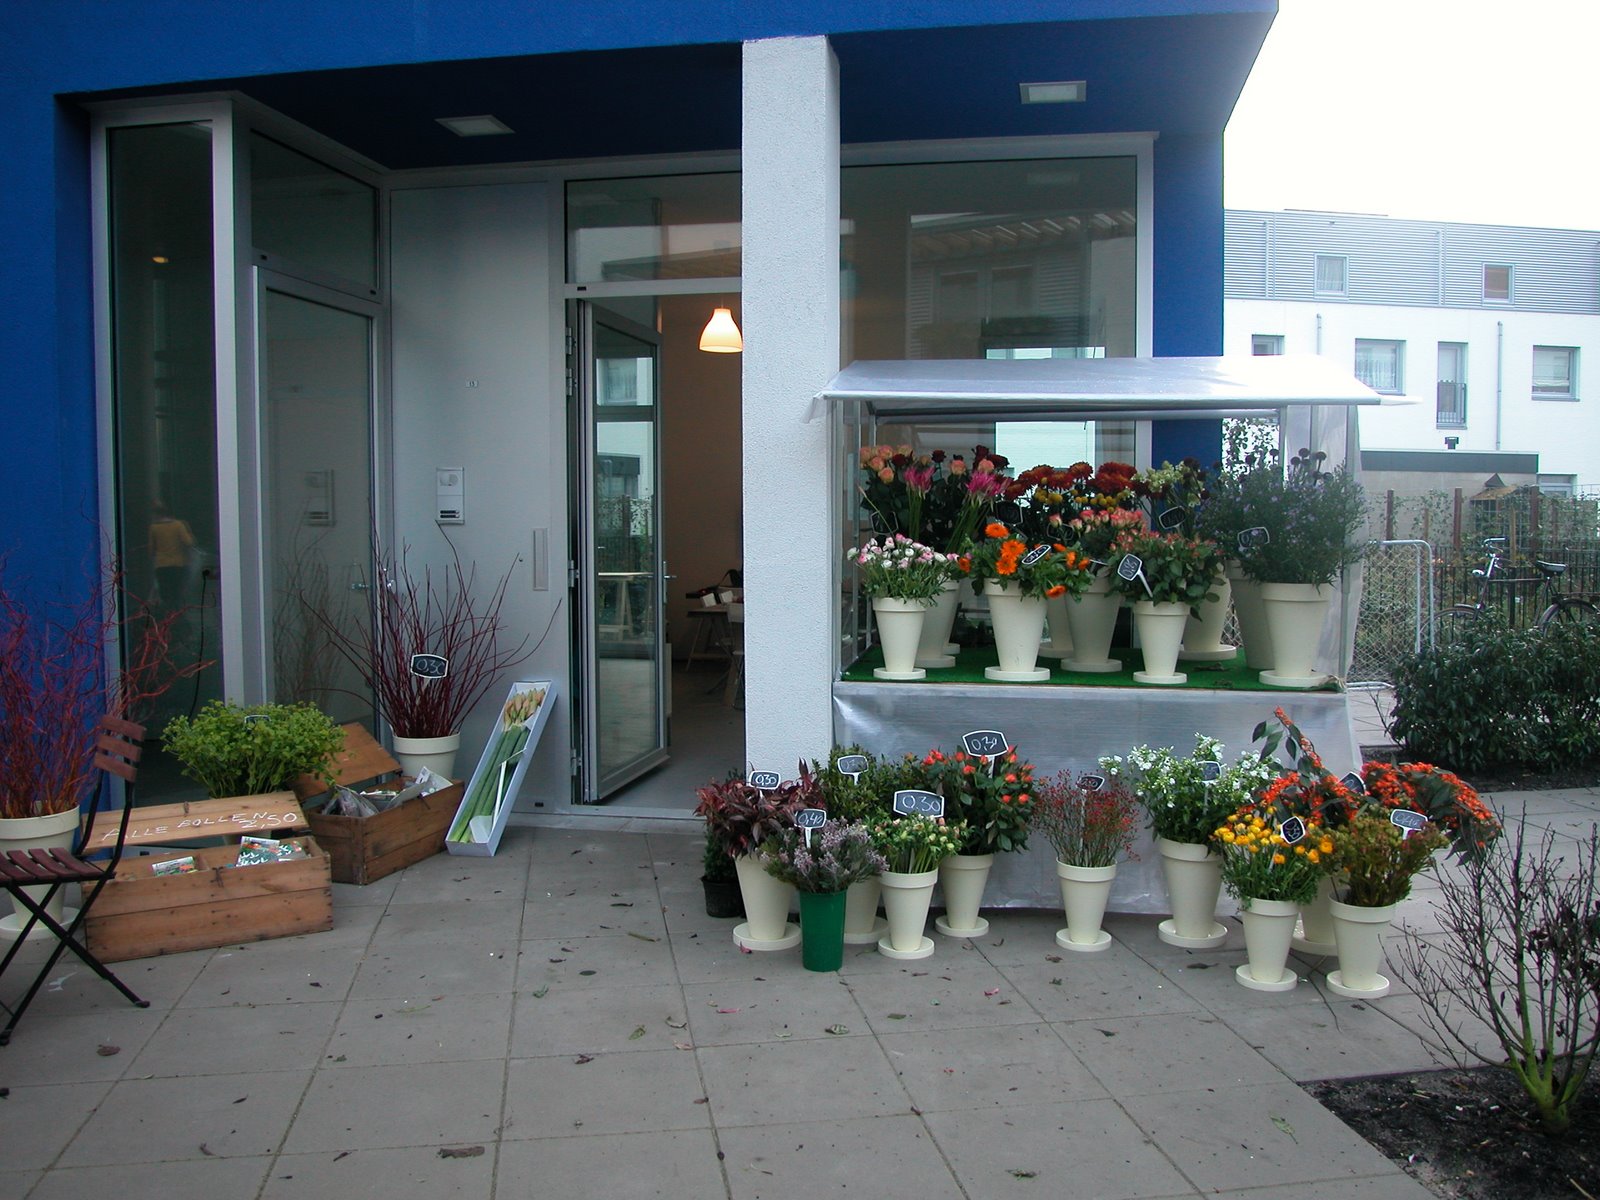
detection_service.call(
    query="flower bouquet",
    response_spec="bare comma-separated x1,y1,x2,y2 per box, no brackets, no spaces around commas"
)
1034,771,1142,952
761,818,888,971
1359,760,1499,864
868,813,968,959
1106,526,1225,684
849,534,958,680
963,521,1094,681
921,742,1034,937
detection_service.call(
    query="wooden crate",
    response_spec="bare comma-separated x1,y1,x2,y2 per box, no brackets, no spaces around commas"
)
86,796,333,963
298,724,463,886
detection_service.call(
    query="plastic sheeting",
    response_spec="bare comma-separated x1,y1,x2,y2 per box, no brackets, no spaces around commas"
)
833,679,1360,914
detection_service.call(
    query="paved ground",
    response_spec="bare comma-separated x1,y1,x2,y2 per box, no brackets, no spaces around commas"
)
2,783,1597,1200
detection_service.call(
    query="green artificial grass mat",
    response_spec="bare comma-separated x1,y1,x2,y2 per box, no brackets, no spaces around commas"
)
840,644,1339,692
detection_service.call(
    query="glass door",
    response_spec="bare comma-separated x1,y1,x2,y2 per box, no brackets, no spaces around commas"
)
574,303,669,801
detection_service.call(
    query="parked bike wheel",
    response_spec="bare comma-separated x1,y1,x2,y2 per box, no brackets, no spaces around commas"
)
1538,598,1600,630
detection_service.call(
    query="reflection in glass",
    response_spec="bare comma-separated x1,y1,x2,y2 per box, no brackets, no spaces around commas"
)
251,134,377,289
567,173,740,283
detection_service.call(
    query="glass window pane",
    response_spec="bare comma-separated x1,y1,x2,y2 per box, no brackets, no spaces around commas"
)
567,173,740,283
1533,346,1575,396
250,133,377,290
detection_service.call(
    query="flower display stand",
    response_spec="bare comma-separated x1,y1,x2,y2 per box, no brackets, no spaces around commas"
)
983,583,1049,682
934,853,992,937
1155,838,1229,948
1326,900,1396,998
1235,896,1301,992
1055,861,1115,952
1259,583,1333,688
1064,573,1122,673
1226,563,1274,670
877,868,937,959
871,597,927,680
1130,600,1188,685
798,889,847,971
914,580,962,670
1037,592,1076,660
843,875,888,944
732,854,799,951
1179,574,1236,662
1292,874,1339,955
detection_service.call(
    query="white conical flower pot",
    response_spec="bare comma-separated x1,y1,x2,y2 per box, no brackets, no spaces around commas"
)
1038,591,1076,659
983,582,1050,682
1259,583,1333,687
843,874,888,944
392,733,461,780
1131,600,1188,685
871,596,928,681
1180,573,1237,662
877,868,937,959
1293,874,1339,955
915,580,962,669
0,809,82,941
1327,900,1397,998
732,854,799,950
935,853,993,937
1236,897,1301,992
1055,861,1116,952
1065,572,1122,673
1227,562,1275,670
1155,837,1228,948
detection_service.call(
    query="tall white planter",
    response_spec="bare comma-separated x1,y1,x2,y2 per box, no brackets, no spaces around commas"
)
1259,582,1333,687
843,875,888,945
1179,573,1236,662
1055,861,1116,952
1236,897,1301,992
935,853,993,937
1293,874,1339,955
878,868,937,959
732,854,800,951
1130,600,1188,685
914,580,962,670
1326,900,1397,998
1227,562,1274,671
983,582,1049,682
1038,591,1076,660
0,809,82,941
1065,572,1122,673
871,596,928,681
1155,837,1228,948
392,733,461,780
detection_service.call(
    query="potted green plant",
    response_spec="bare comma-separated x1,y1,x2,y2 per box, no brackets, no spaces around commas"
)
1033,771,1141,952
1195,453,1279,669
759,819,886,971
693,767,814,950
1106,527,1224,685
162,701,345,798
1324,807,1447,998
867,813,967,960
962,521,1095,682
848,534,955,680
700,823,743,919
812,745,907,943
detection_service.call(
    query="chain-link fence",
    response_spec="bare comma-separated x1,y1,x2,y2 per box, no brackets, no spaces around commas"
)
1350,540,1434,688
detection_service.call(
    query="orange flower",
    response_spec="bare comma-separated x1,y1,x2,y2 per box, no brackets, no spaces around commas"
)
985,522,1010,538
1046,585,1066,598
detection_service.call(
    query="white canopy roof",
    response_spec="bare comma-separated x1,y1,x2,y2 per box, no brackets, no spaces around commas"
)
807,354,1384,423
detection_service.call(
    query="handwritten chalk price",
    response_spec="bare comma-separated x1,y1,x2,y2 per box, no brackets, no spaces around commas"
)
1020,544,1051,568
1198,760,1222,783
1157,506,1187,531
410,653,450,679
748,771,783,791
1279,816,1307,845
962,730,1007,758
1340,771,1367,794
1237,527,1271,551
1116,553,1152,596
794,808,827,829
1079,774,1106,792
893,790,945,818
835,755,868,783
1391,810,1429,838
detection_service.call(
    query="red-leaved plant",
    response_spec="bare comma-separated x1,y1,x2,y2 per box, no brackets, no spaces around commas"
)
694,765,818,858
1032,771,1142,868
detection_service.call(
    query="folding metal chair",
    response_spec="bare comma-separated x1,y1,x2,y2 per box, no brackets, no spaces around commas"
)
0,715,150,1045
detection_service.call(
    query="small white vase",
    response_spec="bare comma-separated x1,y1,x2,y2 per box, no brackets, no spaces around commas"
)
1327,899,1397,998
1131,599,1189,685
871,596,928,680
392,733,462,779
1155,837,1228,948
1038,591,1076,659
1293,874,1339,955
1179,573,1236,661
843,874,887,945
732,854,799,950
0,808,82,941
1227,562,1275,670
1236,896,1301,992
983,581,1050,682
935,853,993,937
914,580,962,670
1055,861,1116,952
1258,582,1333,687
1065,572,1122,673
878,868,937,959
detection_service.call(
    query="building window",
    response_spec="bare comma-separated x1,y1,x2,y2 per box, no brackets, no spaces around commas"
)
1436,342,1466,428
1314,254,1347,297
1483,264,1512,303
1251,334,1283,356
1355,339,1404,394
1532,346,1577,399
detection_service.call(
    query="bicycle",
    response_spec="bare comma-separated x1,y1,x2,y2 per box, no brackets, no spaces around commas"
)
1437,537,1599,634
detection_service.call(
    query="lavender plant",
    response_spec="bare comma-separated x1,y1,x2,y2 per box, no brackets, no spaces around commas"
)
759,820,886,893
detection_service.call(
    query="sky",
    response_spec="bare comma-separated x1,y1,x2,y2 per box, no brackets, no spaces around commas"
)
1224,0,1599,231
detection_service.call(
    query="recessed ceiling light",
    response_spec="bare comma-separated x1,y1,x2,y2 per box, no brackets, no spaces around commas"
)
1019,81,1086,105
436,114,514,137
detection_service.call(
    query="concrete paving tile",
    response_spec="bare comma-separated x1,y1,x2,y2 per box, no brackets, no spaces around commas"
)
657,883,743,935
132,1001,340,1076
1151,946,1327,1010
1216,1176,1437,1199
833,937,992,976
262,1145,493,1199
282,1059,504,1154
698,1036,908,1127
666,927,792,984
924,1098,1199,1200
275,902,382,950
846,958,1044,1033
176,943,361,1008
3,945,210,1019
970,908,1089,964
495,1129,727,1200
521,885,669,941
686,973,864,1046
0,1080,112,1170
371,897,525,945
1055,1011,1285,1096
1367,991,1501,1064
717,1116,964,1200
330,872,401,907
508,982,689,1057
26,1156,273,1200
1122,1080,1404,1192
525,831,653,869
502,1048,710,1139
1103,910,1243,960
349,939,518,1000
324,990,513,1066
387,858,539,905
515,931,677,991
1216,997,1451,1081
0,1005,165,1082
0,1171,40,1197
996,941,1205,1022
878,1021,1108,1112
58,1069,311,1166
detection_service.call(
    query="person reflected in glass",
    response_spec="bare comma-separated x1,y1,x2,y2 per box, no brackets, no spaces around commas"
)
147,499,196,618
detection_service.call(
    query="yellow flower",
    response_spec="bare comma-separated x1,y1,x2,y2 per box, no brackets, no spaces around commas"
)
1307,849,1320,864
1319,839,1334,855
1271,853,1286,865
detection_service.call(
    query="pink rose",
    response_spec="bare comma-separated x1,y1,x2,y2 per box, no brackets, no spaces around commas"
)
878,467,894,484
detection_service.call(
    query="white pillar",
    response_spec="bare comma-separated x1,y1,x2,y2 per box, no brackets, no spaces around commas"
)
741,36,840,772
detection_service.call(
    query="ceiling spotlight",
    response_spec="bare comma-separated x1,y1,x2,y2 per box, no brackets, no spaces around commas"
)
1019,81,1086,105
436,114,514,137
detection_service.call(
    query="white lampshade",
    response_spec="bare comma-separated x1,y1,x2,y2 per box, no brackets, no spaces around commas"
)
698,307,743,353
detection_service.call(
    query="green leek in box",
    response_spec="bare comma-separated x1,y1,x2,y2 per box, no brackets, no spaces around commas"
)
448,685,547,842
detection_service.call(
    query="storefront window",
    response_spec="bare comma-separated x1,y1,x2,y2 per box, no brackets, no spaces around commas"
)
250,133,377,291
567,173,741,283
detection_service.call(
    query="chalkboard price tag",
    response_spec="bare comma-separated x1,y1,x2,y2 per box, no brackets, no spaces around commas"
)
1340,771,1367,794
242,714,268,728
1020,544,1052,567
893,789,945,818
1116,553,1144,582
962,730,1008,758
1198,760,1222,783
410,653,450,679
1390,809,1429,838
1279,816,1307,845
835,754,868,783
1237,526,1271,551
749,770,783,791
1079,773,1106,792
794,808,827,829
1158,506,1187,531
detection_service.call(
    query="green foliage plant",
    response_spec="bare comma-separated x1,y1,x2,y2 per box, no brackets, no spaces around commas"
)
693,764,817,858
1106,528,1224,609
1329,808,1447,906
1232,449,1368,586
162,701,344,797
